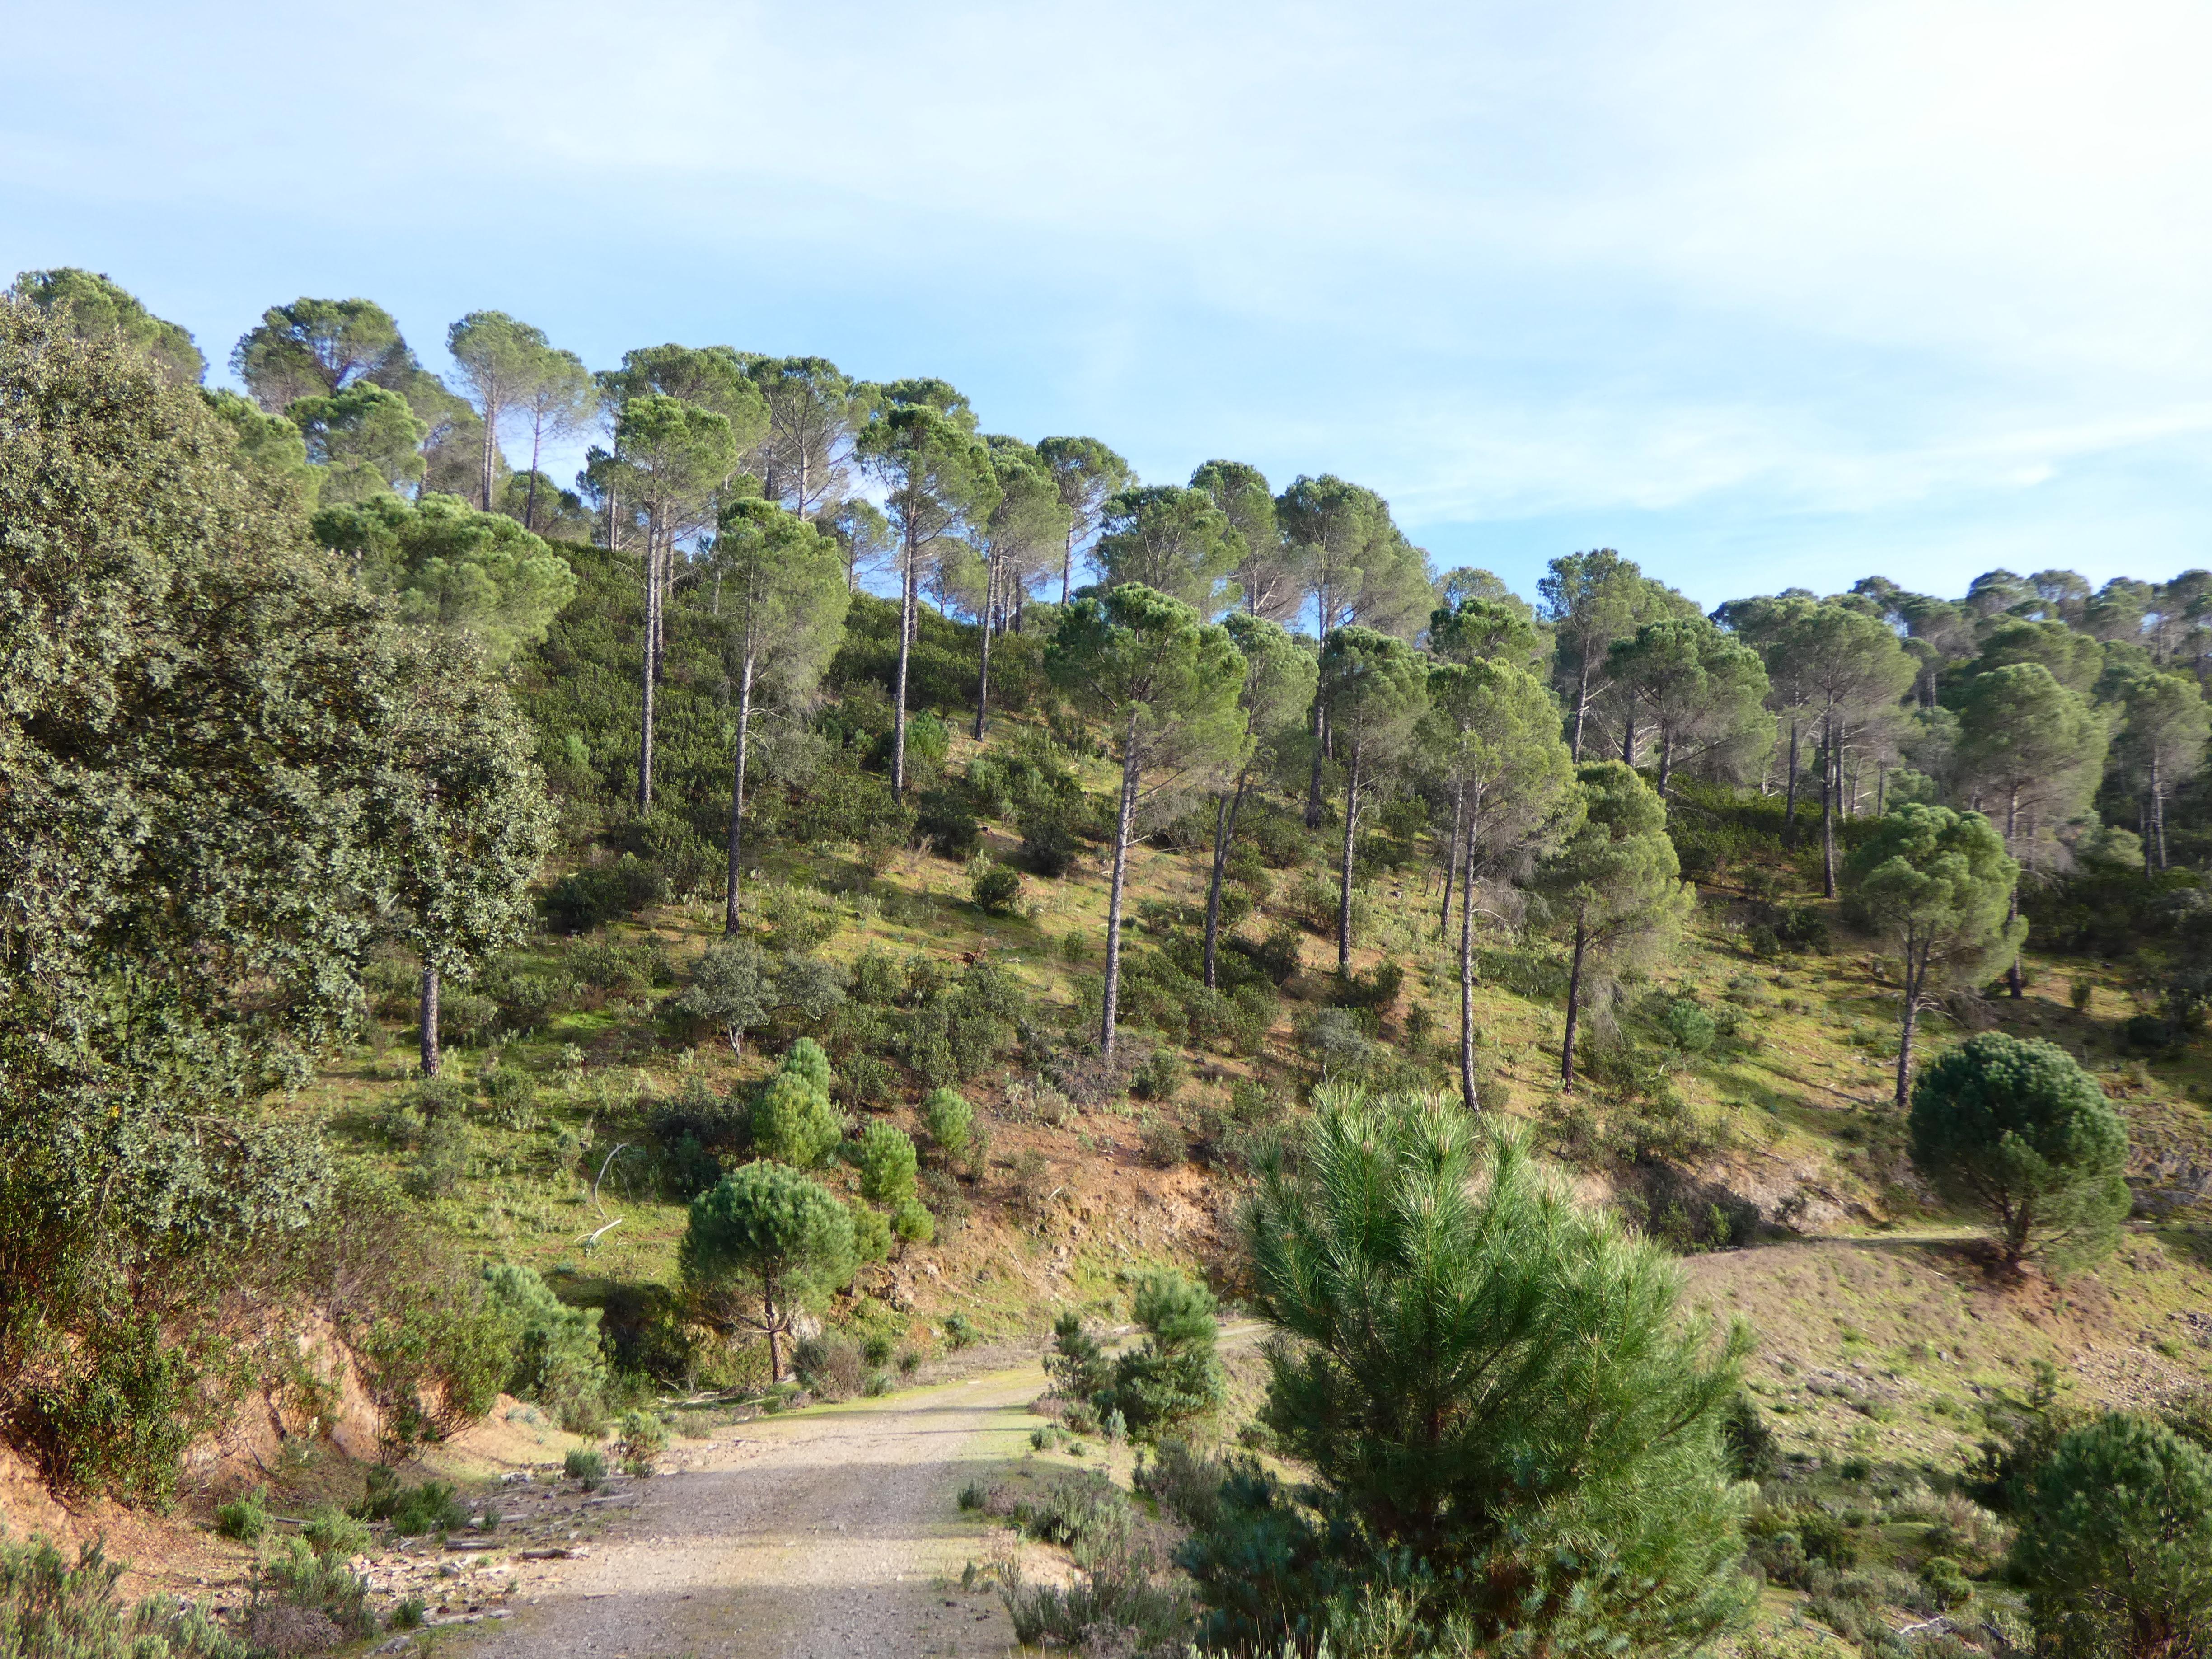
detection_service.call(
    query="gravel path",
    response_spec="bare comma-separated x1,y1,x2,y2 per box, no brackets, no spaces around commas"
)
463,1364,1040,1659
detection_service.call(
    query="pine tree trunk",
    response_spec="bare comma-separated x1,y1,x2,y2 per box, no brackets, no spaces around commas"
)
764,1276,782,1383
892,522,916,794
480,395,497,511
638,531,657,810
1784,719,1801,846
1459,798,1480,1112
2153,751,2168,870
1820,719,1837,898
1438,778,1466,939
1893,939,1923,1110
1202,771,1250,992
1621,709,1636,766
724,644,756,935
1561,919,1586,1088
2006,782,2024,998
1657,731,1673,795
973,548,995,740
1337,745,1361,975
1101,716,1142,1059
1570,653,1592,761
419,965,441,1078
1305,697,1327,828
525,417,543,530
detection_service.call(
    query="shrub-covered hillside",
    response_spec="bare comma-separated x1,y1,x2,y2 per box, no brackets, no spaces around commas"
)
9,270,2212,1658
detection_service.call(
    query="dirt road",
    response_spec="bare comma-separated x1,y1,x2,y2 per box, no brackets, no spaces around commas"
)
464,1362,1041,1659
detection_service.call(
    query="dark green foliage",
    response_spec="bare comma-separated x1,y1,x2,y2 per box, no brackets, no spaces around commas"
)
1723,1391,1781,1480
1200,1087,1753,1657
921,1088,975,1159
482,1263,608,1432
1048,1311,1113,1404
562,1448,608,1487
355,1469,466,1537
2010,1414,2212,1658
298,1503,372,1561
214,1486,270,1542
1098,1270,1224,1440
543,853,668,932
971,862,1022,912
681,1161,858,1380
857,1122,919,1205
0,1535,244,1659
1909,1033,2131,1271
914,787,982,858
0,313,543,1499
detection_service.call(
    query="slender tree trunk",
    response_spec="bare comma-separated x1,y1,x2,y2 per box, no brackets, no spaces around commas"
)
1202,771,1250,991
638,531,657,809
892,523,916,794
1305,698,1328,828
1438,778,1466,939
1894,940,1924,1110
1621,708,1636,767
1459,797,1480,1112
764,1278,782,1383
419,965,441,1078
480,395,497,511
973,547,995,740
1337,745,1362,975
1561,919,1586,1088
723,644,756,935
1657,730,1673,795
1876,761,1887,817
1570,654,1592,761
1101,716,1142,1059
2153,752,2168,870
1784,719,1801,845
1060,523,1075,606
2005,782,2024,998
525,416,543,530
1820,718,1837,898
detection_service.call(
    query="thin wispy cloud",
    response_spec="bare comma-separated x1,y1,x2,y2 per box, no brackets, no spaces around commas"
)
5,0,2207,604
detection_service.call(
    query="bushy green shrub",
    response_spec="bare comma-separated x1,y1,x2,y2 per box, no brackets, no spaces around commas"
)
890,1196,935,1246
482,1262,608,1433
1099,1270,1223,1439
1130,1048,1187,1103
299,1502,372,1561
852,1203,893,1263
543,853,667,933
248,1537,376,1643
1909,1033,2130,1271
856,1122,919,1206
1660,998,1717,1055
753,1066,841,1169
386,1481,466,1537
616,1409,670,1475
914,787,980,858
924,1084,978,1159
563,1448,608,1488
0,1536,244,1659
214,1486,270,1542
971,862,1022,913
1048,1312,1112,1404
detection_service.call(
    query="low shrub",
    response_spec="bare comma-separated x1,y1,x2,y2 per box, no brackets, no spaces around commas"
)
794,1333,867,1401
971,863,1022,913
616,1409,670,1476
248,1537,376,1645
385,1481,466,1537
0,1536,244,1657
215,1486,270,1542
299,1503,372,1561
543,853,668,933
562,1448,608,1489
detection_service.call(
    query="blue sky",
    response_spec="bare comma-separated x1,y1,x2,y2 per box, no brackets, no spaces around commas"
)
8,0,2210,610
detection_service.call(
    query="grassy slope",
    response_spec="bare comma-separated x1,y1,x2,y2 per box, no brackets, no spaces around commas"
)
298,723,2212,1649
